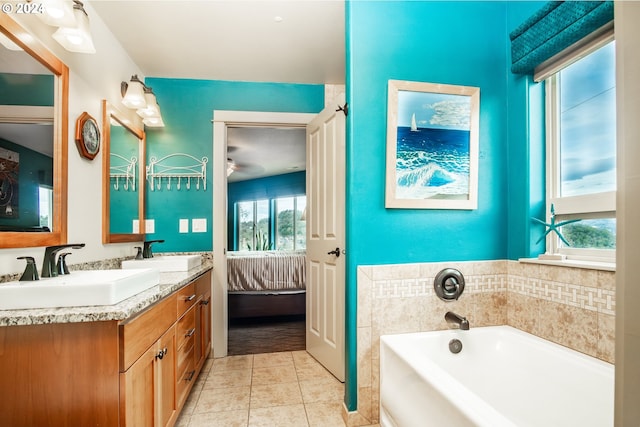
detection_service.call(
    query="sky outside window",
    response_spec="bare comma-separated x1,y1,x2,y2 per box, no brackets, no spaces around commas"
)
559,41,616,197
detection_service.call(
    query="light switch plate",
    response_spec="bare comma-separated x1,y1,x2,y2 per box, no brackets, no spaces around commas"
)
192,218,207,233
145,219,155,234
132,220,140,234
179,219,189,233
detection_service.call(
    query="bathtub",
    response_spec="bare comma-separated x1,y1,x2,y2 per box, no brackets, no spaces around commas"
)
380,326,613,427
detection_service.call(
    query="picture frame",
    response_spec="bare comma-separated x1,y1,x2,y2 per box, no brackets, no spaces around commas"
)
385,80,480,209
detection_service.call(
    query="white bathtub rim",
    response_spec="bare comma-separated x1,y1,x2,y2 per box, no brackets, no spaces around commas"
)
380,329,517,427
380,325,613,427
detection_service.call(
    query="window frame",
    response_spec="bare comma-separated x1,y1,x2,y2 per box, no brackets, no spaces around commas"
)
541,35,616,264
234,194,306,252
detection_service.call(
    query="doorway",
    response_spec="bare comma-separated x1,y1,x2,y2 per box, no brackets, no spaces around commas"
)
212,111,316,359
212,105,346,381
225,125,308,355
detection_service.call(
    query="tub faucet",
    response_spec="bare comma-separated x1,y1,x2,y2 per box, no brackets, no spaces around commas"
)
142,239,165,258
445,311,469,330
41,243,86,278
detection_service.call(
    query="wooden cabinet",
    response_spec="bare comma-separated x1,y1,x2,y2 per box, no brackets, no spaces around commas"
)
120,326,176,427
0,270,212,427
175,295,197,408
196,274,212,368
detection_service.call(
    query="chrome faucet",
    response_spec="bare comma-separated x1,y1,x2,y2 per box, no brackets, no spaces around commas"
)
142,239,165,258
41,244,85,278
445,311,470,330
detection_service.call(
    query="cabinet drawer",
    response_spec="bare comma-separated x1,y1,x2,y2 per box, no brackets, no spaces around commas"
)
176,306,196,352
119,293,177,372
176,283,197,318
194,271,211,296
176,347,195,408
177,339,193,380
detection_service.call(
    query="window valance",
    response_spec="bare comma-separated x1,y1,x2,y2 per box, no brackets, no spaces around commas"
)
510,1,613,75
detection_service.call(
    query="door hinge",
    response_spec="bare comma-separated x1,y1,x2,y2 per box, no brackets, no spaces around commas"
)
336,103,348,117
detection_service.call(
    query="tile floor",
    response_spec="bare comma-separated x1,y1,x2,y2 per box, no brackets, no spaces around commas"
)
176,350,376,427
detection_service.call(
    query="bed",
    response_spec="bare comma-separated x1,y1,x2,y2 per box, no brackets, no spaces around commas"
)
227,250,306,319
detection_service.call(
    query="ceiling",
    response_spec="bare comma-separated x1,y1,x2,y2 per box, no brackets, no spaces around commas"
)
226,127,306,183
91,0,344,182
90,0,345,85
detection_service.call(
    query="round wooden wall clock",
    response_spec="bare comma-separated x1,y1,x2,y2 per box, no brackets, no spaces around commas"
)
75,112,100,160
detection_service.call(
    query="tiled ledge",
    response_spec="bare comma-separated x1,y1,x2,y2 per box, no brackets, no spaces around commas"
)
519,257,615,272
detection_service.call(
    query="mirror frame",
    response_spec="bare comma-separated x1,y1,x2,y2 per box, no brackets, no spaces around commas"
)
101,100,145,243
0,14,69,248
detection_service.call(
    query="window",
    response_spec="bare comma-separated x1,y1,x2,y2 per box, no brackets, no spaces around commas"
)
275,196,306,251
543,39,616,262
38,185,53,231
235,195,306,251
237,199,269,250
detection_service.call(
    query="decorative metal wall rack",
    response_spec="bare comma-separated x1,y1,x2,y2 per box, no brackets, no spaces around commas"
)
110,153,137,191
146,153,208,191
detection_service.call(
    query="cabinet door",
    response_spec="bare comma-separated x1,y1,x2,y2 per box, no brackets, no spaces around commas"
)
199,291,212,363
120,346,155,427
157,326,177,427
121,326,176,427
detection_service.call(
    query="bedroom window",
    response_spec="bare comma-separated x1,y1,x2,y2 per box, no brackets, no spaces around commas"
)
275,196,306,251
541,38,616,263
237,199,269,251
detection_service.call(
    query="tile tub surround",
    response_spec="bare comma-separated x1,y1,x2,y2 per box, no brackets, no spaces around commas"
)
351,260,616,426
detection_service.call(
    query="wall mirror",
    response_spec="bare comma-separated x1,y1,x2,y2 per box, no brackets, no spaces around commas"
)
0,14,69,248
101,100,145,243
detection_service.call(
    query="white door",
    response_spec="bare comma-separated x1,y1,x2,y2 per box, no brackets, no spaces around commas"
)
306,95,346,381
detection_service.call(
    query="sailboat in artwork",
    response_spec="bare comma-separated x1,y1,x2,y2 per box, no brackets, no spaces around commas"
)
410,113,418,132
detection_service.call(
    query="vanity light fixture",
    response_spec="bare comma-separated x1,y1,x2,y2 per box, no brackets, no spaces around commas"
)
143,115,165,128
37,0,76,27
121,75,166,127
121,75,146,109
51,0,96,54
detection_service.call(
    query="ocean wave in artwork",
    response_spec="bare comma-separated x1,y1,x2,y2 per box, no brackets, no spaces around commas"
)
395,126,470,200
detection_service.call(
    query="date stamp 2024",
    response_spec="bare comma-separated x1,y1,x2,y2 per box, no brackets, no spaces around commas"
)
1,2,44,14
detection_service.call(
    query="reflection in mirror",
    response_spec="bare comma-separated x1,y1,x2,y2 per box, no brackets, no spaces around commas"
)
102,100,145,243
0,13,69,248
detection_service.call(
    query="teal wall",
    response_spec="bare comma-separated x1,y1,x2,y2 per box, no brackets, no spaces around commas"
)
506,1,548,259
345,0,547,410
0,73,54,106
143,78,324,252
227,171,305,250
0,138,53,229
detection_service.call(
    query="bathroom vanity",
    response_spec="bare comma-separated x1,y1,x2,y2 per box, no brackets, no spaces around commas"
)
0,265,212,427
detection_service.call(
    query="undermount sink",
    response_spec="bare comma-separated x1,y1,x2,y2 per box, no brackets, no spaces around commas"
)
121,255,202,272
0,269,160,310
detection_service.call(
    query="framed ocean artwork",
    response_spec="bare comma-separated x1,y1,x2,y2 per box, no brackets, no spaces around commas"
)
385,80,480,209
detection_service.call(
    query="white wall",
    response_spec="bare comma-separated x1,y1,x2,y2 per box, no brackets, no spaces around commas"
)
615,2,640,425
0,3,145,275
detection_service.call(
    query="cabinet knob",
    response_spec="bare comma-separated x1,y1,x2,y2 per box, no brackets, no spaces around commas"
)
185,328,196,338
185,370,196,382
200,298,210,306
155,347,168,360
185,294,196,302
